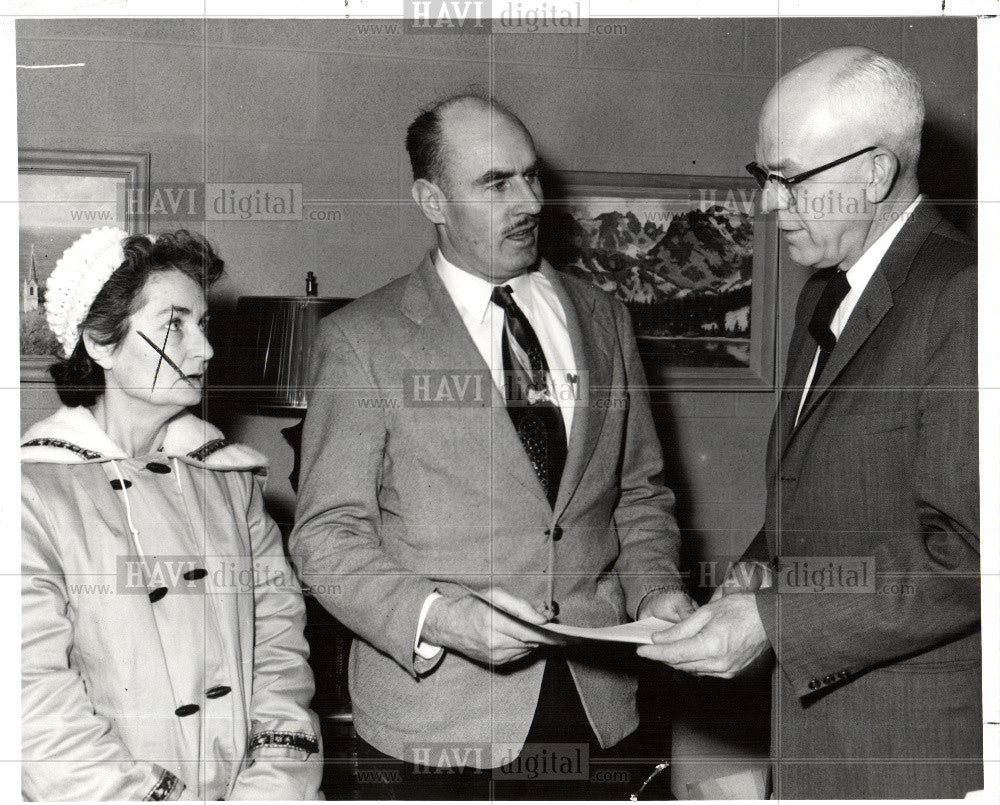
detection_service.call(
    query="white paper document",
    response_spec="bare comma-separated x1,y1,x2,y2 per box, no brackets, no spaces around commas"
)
463,586,674,644
538,617,676,645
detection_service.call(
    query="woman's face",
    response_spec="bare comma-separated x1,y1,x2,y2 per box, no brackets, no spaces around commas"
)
98,269,213,412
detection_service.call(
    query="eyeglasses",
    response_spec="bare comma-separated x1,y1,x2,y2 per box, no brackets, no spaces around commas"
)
745,146,877,191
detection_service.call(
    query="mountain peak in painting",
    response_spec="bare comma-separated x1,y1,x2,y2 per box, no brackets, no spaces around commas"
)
558,204,753,304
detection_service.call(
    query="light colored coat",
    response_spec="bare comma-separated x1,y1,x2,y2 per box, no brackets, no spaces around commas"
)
21,407,322,801
291,255,682,767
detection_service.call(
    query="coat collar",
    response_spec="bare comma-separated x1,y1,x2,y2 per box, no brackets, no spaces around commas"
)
21,405,267,472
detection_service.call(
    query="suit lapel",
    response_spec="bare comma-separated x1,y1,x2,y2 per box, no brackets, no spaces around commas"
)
779,321,819,450
790,200,941,435
540,263,614,517
794,272,893,429
400,254,548,503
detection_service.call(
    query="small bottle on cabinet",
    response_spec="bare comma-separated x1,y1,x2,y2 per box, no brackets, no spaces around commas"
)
306,271,318,297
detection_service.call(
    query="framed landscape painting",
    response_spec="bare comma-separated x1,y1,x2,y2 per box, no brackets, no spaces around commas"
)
19,149,150,380
541,171,777,391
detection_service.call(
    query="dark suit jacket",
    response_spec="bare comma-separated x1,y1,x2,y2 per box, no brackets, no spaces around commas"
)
741,201,981,798
290,254,682,766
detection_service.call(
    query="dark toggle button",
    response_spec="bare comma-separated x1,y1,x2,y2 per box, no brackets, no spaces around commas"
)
206,685,231,699
822,675,835,685
550,600,560,617
551,525,563,542
110,478,132,490
148,587,168,603
183,568,208,581
808,679,821,691
146,461,171,474
174,703,200,717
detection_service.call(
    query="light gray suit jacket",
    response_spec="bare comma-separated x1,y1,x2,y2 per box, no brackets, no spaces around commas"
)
290,254,682,766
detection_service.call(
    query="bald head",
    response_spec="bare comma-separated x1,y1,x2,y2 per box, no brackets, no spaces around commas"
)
759,46,924,178
405,93,531,192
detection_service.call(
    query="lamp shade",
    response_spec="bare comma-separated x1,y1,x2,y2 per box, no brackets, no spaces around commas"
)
227,295,351,411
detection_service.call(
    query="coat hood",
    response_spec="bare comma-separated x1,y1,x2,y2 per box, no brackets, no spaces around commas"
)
21,406,268,472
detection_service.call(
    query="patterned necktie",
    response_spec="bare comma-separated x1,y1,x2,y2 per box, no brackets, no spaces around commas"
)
801,269,851,414
490,284,567,507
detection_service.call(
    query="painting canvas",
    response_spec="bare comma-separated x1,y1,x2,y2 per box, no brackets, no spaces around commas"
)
19,150,149,378
542,172,776,390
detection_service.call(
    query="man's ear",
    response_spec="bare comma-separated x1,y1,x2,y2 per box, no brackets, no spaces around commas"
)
865,149,899,204
411,178,447,225
82,330,115,371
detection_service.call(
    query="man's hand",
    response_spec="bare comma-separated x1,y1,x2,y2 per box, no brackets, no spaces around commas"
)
637,593,769,678
421,588,559,666
637,590,698,623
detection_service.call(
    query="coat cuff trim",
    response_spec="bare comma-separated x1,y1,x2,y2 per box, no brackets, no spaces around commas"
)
143,765,183,801
249,730,320,756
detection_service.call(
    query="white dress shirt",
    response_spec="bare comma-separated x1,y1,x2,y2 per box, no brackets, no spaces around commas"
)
414,250,579,661
434,250,578,440
795,195,922,425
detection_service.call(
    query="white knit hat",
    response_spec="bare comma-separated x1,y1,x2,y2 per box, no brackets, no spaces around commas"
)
44,226,130,359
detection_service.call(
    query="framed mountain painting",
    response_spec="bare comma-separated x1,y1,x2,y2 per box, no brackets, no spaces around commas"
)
541,171,777,391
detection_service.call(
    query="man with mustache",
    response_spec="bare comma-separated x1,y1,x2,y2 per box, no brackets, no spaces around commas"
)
640,47,981,798
291,93,693,799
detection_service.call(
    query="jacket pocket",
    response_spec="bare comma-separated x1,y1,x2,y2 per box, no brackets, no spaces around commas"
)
822,408,909,435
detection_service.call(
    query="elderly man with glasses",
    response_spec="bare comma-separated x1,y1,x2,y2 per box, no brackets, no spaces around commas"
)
640,46,981,799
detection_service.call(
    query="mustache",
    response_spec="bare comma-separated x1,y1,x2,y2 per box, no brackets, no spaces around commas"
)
502,217,540,238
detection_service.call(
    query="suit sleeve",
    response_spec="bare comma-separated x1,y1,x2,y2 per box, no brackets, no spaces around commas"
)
756,264,980,697
288,318,439,677
21,476,187,801
608,301,685,617
229,475,322,801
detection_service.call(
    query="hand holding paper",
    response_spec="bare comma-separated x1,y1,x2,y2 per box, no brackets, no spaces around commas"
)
421,588,560,666
637,589,699,623
636,592,769,677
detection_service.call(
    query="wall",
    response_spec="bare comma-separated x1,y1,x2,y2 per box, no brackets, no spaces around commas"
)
17,16,978,789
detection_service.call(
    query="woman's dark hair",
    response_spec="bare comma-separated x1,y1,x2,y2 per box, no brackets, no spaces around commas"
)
49,229,225,408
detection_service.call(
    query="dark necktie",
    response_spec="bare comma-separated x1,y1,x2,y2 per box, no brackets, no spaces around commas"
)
490,284,567,507
801,269,851,414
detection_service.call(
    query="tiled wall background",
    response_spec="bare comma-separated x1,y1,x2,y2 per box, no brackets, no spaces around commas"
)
17,16,978,784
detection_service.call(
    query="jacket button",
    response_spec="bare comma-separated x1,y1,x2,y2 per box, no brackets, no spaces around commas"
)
175,703,200,717
148,587,168,603
146,462,171,474
551,526,563,542
808,679,821,690
110,478,132,490
206,685,232,699
183,568,208,581
822,675,835,685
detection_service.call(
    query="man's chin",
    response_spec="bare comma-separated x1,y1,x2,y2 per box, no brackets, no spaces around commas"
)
785,241,820,269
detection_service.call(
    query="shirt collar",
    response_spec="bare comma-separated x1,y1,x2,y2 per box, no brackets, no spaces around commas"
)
844,194,922,289
434,249,537,324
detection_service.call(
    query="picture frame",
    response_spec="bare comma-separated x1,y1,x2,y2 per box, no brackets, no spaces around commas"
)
541,171,777,391
18,149,150,381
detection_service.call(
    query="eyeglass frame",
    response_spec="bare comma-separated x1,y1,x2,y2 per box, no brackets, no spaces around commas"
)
745,145,877,192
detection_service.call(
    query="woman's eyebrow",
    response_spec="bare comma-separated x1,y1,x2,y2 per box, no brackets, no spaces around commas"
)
155,304,193,316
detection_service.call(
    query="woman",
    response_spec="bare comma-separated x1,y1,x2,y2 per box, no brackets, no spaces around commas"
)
21,226,322,800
